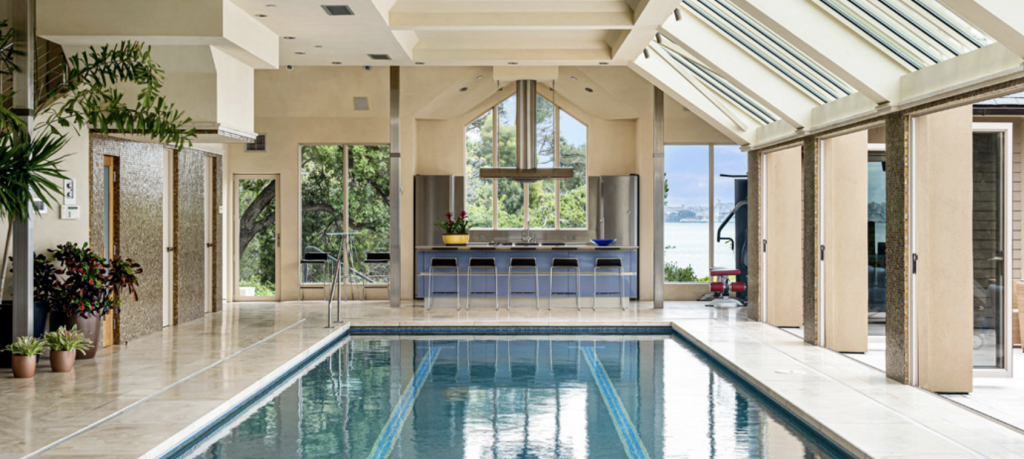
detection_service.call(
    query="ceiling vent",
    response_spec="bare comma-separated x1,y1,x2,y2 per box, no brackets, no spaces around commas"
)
245,134,267,152
368,54,391,60
354,97,369,111
321,5,354,16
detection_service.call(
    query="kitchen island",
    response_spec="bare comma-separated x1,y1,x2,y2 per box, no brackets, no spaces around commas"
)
415,244,638,300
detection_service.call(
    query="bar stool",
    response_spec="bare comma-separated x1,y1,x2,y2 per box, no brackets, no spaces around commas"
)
299,251,330,301
594,258,626,310
508,257,539,310
361,252,390,300
549,258,581,311
427,258,459,309
467,257,499,309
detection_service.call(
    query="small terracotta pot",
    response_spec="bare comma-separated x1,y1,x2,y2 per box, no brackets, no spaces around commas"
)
52,313,101,360
11,355,36,378
50,350,76,372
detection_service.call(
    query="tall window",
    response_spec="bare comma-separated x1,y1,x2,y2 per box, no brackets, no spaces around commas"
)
664,145,746,282
466,93,587,230
300,145,390,284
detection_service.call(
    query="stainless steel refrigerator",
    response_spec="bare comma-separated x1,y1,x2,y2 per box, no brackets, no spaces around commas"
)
414,175,465,246
588,175,639,246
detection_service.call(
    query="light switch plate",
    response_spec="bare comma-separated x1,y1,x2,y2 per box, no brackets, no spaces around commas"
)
63,179,76,205
60,205,80,220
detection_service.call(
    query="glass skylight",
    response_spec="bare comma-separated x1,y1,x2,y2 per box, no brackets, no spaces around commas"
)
814,0,991,70
658,40,779,125
679,0,854,104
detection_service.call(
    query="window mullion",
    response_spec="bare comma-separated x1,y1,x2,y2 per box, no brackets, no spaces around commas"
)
708,144,714,271
492,107,499,229
554,107,561,230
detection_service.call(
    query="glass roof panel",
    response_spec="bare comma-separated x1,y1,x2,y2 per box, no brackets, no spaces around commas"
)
657,42,779,125
679,0,853,104
813,0,991,70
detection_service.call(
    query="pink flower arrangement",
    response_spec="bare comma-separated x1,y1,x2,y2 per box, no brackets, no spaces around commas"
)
434,210,470,234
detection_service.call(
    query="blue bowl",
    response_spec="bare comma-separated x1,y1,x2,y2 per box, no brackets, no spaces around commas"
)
590,239,616,246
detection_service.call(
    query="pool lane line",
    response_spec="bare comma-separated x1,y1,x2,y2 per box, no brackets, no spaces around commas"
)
367,347,442,459
25,318,308,459
581,347,651,459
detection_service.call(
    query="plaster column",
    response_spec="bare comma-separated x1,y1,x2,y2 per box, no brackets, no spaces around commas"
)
746,150,761,321
802,138,819,345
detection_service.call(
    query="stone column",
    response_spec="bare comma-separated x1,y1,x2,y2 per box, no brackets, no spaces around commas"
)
802,138,819,345
747,150,761,321
884,114,910,384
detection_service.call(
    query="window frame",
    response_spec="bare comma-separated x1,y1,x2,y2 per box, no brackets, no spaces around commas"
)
297,143,390,287
663,143,745,284
464,92,590,231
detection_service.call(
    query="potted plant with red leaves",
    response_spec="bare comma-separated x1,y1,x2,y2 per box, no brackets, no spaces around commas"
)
434,211,471,245
36,242,142,359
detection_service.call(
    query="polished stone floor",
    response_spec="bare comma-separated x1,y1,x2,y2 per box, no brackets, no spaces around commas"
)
1,299,1022,458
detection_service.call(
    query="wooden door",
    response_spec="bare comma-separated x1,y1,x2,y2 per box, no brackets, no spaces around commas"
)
764,147,803,327
101,156,118,347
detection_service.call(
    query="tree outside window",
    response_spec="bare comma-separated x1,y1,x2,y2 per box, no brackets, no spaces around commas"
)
465,93,587,230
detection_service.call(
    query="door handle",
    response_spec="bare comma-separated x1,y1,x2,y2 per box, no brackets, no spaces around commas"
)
166,246,175,253
206,243,214,248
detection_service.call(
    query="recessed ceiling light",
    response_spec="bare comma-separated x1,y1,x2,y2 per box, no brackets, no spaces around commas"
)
476,75,483,80
255,14,268,17
315,45,323,48
599,62,609,65
332,61,342,65
295,51,305,55
368,54,391,60
266,4,277,7
571,76,577,81
460,87,468,92
283,36,296,40
585,87,594,93
415,62,425,65
508,62,518,65
322,5,354,16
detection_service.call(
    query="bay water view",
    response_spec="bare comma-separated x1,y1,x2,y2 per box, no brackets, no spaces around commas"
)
665,221,738,280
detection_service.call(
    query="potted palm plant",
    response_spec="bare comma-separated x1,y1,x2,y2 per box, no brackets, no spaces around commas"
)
435,211,471,245
0,19,193,355
3,336,46,378
44,325,93,372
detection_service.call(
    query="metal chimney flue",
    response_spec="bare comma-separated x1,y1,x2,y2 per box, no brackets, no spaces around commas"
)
516,80,537,171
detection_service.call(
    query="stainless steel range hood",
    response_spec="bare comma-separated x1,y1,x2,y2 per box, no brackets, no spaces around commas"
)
479,80,574,183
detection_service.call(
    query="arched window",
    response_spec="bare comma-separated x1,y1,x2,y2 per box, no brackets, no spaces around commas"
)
465,93,587,230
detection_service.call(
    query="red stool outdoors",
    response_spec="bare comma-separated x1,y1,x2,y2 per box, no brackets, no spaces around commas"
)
702,267,746,307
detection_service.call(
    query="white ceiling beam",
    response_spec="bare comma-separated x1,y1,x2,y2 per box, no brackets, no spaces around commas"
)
937,0,1024,58
610,0,680,61
659,14,819,129
630,47,761,145
390,1,633,30
730,0,908,104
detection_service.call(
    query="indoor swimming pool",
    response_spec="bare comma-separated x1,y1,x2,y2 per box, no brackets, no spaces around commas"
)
172,332,848,458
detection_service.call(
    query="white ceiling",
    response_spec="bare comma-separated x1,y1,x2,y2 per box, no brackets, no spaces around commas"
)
230,0,677,66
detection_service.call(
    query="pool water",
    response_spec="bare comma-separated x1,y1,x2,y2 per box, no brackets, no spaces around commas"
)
180,336,844,458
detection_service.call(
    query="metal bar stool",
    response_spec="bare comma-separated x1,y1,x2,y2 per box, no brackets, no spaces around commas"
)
508,257,539,310
299,251,330,301
427,257,459,309
549,258,581,311
467,257,499,309
594,258,626,310
361,252,390,300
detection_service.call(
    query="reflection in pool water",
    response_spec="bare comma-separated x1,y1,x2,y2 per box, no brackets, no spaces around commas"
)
184,337,843,458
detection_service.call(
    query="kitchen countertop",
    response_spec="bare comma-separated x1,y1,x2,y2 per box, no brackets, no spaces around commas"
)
416,245,639,251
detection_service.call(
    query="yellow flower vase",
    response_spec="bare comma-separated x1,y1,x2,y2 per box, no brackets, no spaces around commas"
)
442,234,469,246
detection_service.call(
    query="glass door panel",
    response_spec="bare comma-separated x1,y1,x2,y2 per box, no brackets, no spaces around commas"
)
347,145,390,283
867,154,886,336
236,176,279,300
971,130,1007,370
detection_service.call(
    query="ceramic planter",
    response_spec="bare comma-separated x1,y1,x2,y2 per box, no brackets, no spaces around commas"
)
11,355,36,378
443,234,469,246
50,350,76,372
52,313,101,360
